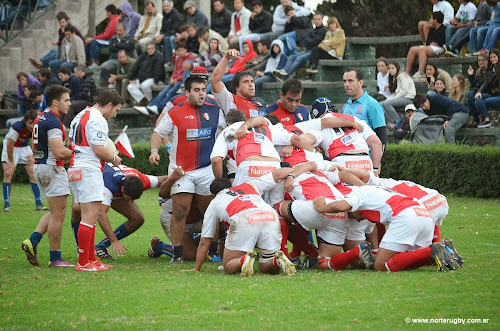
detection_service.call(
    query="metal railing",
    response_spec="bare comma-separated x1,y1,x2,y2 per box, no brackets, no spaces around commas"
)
0,0,56,49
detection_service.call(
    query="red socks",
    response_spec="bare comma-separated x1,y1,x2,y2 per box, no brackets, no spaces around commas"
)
432,225,441,243
327,247,359,270
239,255,245,266
385,247,432,272
288,224,318,259
77,222,95,266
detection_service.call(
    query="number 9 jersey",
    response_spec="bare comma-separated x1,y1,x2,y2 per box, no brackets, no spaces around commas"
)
32,109,66,167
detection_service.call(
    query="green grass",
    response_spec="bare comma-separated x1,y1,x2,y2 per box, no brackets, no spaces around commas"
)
0,185,498,329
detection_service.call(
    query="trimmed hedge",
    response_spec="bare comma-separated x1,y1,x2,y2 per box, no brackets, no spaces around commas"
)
2,140,499,198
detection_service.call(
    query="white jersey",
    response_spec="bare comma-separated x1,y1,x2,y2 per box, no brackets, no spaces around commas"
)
69,107,109,171
280,119,325,166
341,186,431,226
319,113,375,160
288,167,344,202
201,174,278,238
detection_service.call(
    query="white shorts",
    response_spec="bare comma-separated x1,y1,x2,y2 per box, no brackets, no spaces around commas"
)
331,154,373,173
421,194,449,226
33,164,70,197
290,200,348,246
379,208,434,252
225,209,281,253
345,218,375,241
159,199,202,241
170,165,214,196
1,144,32,165
420,44,444,56
233,160,280,186
68,168,105,203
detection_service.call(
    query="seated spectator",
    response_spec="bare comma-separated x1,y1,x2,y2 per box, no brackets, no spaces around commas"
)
254,39,287,95
127,43,165,106
108,50,136,106
28,90,46,112
449,74,469,105
272,12,326,81
156,0,184,64
466,53,489,126
380,61,416,127
238,0,273,52
184,1,209,28
467,49,500,128
393,104,418,141
418,0,454,44
57,67,80,101
134,1,163,55
426,63,453,94
413,93,469,144
183,37,223,73
407,12,446,81
371,58,391,101
49,26,86,76
0,0,31,31
85,5,119,68
432,78,449,96
171,24,189,63
15,72,40,117
119,1,141,36
37,68,62,93
468,0,500,55
306,16,345,74
211,0,232,38
186,23,200,55
278,5,311,56
227,0,252,49
29,11,84,69
62,66,97,128
444,0,477,47
100,23,134,87
270,0,310,41
197,26,228,55
135,43,194,115
243,39,271,77
22,84,40,113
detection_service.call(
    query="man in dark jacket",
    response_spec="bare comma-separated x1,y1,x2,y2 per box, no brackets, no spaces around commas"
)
273,13,326,80
156,0,184,62
127,43,165,106
211,0,232,38
57,66,80,101
238,0,273,51
100,24,135,86
63,65,98,128
278,5,312,55
38,68,62,93
184,1,209,28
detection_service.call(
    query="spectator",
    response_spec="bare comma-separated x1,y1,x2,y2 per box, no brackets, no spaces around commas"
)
466,0,497,56
28,90,47,112
467,49,500,128
433,78,448,95
372,58,391,101
184,37,224,73
238,0,273,52
22,84,40,113
156,0,184,65
185,23,200,55
425,63,453,94
444,0,477,46
418,0,454,44
393,104,418,141
406,11,446,81
127,43,165,106
85,5,119,68
16,72,41,117
49,26,86,76
100,23,134,87
278,5,312,56
135,42,194,115
465,53,489,126
272,12,326,81
184,1,209,28
413,93,469,144
227,0,252,49
29,11,84,69
134,1,163,55
380,61,416,127
57,67,80,101
307,16,345,74
449,74,469,105
171,24,189,63
468,0,500,55
243,39,271,77
254,39,287,95
211,0,232,38
38,68,62,93
119,1,141,36
197,26,229,55
62,66,97,128
0,0,31,31
271,0,310,37
476,5,500,54
108,50,136,106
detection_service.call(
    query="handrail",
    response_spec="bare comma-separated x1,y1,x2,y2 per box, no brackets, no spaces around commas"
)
0,0,56,49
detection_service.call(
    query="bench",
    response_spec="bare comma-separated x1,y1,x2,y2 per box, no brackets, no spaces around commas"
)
344,35,422,60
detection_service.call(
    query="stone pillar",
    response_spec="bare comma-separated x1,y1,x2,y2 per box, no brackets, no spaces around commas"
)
197,0,211,24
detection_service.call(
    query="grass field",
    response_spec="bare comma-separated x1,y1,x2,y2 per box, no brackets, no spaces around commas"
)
0,184,498,329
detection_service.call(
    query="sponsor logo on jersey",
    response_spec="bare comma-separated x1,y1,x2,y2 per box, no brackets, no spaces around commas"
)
254,133,265,144
422,194,446,211
202,113,210,121
248,166,276,177
67,169,83,183
297,113,303,121
34,150,45,159
357,106,363,114
341,135,354,146
345,160,372,170
413,207,431,218
322,211,347,220
238,195,251,202
282,117,291,122
249,109,266,117
186,128,212,141
185,115,195,119
246,211,276,223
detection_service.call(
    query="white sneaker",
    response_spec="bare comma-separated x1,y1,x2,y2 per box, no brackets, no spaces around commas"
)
274,250,296,275
107,83,116,88
134,106,149,115
412,72,426,81
147,105,159,115
241,250,256,277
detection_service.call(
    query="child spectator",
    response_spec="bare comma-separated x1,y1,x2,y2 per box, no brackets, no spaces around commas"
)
183,37,223,73
371,58,391,101
307,16,345,74
393,104,418,141
243,39,271,77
